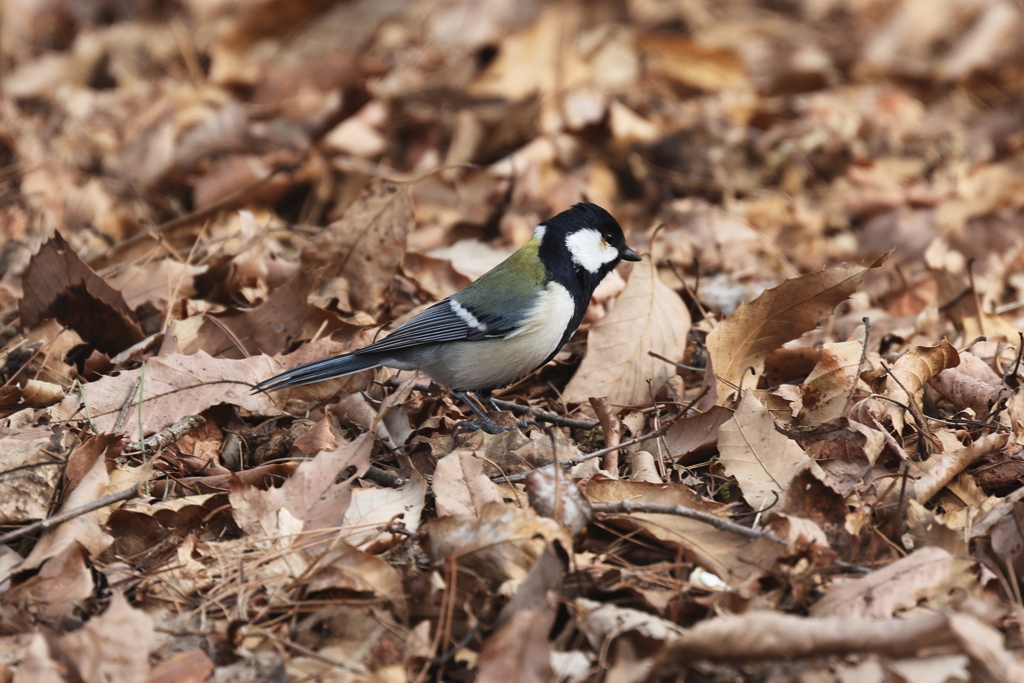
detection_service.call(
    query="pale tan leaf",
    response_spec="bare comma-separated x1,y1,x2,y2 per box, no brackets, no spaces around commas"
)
341,463,426,551
884,340,960,432
50,351,283,436
304,179,414,313
913,431,1009,505
0,426,61,525
563,258,690,406
426,503,570,588
717,391,811,510
433,449,505,518
810,547,955,619
798,326,866,424
948,613,1024,683
707,260,877,404
59,592,155,683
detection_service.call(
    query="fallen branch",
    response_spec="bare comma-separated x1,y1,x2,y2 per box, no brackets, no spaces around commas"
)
0,484,141,546
654,611,954,668
123,414,207,454
591,500,784,544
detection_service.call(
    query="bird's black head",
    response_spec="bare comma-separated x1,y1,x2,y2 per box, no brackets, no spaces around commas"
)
536,202,641,297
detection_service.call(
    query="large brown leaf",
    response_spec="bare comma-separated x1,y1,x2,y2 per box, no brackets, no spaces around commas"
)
563,258,690,407
717,391,811,511
304,179,414,313
706,259,880,405
19,232,144,355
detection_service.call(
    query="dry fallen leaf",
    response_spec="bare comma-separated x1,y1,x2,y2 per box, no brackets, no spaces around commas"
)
706,260,878,404
717,391,812,511
50,351,281,436
19,232,144,356
304,179,414,313
563,258,690,407
433,449,505,518
810,547,955,619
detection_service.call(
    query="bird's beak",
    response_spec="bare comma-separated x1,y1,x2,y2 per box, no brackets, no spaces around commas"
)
621,246,642,262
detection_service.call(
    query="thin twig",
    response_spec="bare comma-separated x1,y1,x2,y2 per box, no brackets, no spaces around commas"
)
123,414,207,455
362,465,407,488
493,419,678,485
0,484,141,545
491,397,599,430
590,500,785,544
75,379,99,435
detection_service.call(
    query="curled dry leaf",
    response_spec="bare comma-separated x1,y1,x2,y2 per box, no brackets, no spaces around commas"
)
883,340,960,433
717,391,811,512
913,431,1009,505
810,547,955,619
654,610,954,667
706,259,879,405
304,179,414,313
563,258,690,407
798,325,866,424
585,478,784,586
525,465,594,536
19,232,144,356
425,502,570,589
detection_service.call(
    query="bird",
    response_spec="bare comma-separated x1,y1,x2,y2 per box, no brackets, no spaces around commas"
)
254,202,641,432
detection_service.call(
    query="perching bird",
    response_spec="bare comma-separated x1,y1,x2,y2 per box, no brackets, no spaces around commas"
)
254,202,641,432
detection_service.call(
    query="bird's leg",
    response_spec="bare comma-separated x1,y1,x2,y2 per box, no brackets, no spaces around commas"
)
452,390,540,435
451,390,504,435
476,389,501,413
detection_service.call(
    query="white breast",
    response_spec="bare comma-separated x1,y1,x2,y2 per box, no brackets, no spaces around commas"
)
421,281,576,390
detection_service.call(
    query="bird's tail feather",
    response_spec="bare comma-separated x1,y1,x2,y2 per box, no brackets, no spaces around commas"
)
253,352,389,393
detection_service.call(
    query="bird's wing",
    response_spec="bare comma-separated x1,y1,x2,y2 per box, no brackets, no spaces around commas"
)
356,296,521,355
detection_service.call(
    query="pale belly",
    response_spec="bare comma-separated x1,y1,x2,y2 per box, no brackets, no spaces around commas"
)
410,282,576,391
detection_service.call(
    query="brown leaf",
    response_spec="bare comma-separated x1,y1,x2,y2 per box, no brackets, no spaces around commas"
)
810,547,955,619
304,179,414,313
59,592,155,683
662,406,734,465
19,232,144,356
717,391,811,511
304,540,407,620
146,649,215,683
188,268,317,358
342,465,426,551
433,449,504,518
50,351,280,436
426,503,570,588
563,258,690,406
637,33,749,92
883,340,960,433
584,478,782,587
706,260,878,404
477,610,554,683
0,426,62,525
798,326,866,424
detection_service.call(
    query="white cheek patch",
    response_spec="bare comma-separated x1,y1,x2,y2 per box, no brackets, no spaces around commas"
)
565,228,618,273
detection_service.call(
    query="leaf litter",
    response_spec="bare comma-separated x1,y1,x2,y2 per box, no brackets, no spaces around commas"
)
1,1,1024,681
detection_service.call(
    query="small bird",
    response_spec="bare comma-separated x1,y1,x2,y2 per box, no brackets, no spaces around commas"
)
254,202,641,432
